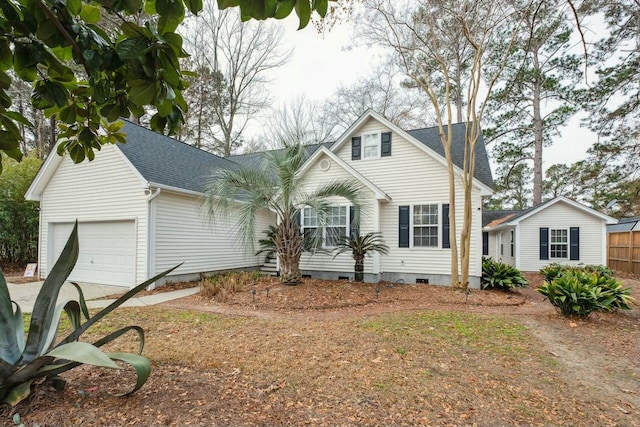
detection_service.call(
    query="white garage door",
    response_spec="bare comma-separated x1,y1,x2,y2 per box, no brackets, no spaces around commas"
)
50,221,136,287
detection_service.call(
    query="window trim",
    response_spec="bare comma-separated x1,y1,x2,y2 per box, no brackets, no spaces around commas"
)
410,203,440,248
549,228,569,259
362,132,381,159
300,205,350,249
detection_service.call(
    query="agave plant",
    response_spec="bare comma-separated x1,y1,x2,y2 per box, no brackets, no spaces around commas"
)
0,222,178,406
332,232,389,282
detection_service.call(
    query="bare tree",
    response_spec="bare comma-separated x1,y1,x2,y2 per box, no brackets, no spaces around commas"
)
360,0,525,289
325,64,434,132
260,95,338,149
183,2,291,156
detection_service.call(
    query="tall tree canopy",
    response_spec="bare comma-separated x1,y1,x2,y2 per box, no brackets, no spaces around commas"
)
0,0,204,172
486,0,581,206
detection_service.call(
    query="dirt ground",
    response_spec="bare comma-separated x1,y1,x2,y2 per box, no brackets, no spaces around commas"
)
2,273,639,427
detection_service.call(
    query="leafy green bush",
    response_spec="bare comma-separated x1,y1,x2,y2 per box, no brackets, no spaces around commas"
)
481,257,528,291
0,222,178,406
0,155,41,265
538,270,634,318
201,271,260,302
539,263,566,283
540,263,615,283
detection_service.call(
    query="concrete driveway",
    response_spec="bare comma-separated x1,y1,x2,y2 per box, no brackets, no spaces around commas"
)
6,280,199,313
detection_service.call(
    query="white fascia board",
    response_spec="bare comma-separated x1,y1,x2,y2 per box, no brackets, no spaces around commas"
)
512,196,618,225
24,145,65,201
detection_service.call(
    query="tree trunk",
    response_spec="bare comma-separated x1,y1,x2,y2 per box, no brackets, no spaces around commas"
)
275,218,303,285
354,257,364,282
532,48,543,205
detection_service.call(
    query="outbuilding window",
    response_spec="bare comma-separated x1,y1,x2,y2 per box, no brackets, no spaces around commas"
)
550,229,568,258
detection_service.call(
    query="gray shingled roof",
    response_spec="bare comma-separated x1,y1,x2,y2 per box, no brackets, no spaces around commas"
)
116,119,494,194
406,123,493,189
117,120,238,193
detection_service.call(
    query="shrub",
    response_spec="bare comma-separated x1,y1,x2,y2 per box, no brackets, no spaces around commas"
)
540,263,615,283
0,222,178,406
538,270,634,318
201,271,260,302
481,257,528,291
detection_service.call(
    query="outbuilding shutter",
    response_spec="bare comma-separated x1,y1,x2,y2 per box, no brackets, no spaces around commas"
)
482,232,489,256
351,137,361,160
539,227,549,260
442,203,450,248
381,132,392,157
569,227,580,260
399,206,410,248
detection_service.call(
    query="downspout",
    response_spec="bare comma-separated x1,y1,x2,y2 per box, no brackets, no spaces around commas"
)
146,185,161,288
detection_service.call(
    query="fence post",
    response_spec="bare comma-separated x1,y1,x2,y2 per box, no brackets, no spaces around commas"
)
629,230,634,273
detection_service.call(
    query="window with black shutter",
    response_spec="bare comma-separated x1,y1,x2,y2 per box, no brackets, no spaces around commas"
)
351,137,361,160
539,228,549,260
569,227,580,260
399,206,410,248
442,203,450,248
381,132,392,157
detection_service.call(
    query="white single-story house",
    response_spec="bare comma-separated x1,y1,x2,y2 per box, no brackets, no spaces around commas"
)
26,110,494,288
482,196,617,271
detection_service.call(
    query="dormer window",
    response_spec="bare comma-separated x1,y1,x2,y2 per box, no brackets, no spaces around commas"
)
363,133,380,159
352,132,392,160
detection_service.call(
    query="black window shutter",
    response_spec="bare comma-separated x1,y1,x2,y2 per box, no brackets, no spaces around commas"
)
351,137,361,160
349,206,359,237
294,210,301,226
539,228,549,260
399,206,410,248
442,203,450,248
381,132,392,157
482,232,489,256
570,227,580,260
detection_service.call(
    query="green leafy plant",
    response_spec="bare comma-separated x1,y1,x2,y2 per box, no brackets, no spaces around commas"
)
0,222,179,406
255,225,277,261
201,271,260,302
332,232,389,282
540,263,616,283
481,257,528,291
538,270,634,318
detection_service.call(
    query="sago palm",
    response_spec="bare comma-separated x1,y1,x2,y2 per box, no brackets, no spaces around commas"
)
332,232,389,282
204,143,363,285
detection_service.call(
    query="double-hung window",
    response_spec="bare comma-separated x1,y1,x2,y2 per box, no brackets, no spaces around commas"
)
362,133,380,159
550,229,568,258
413,204,438,247
301,207,320,247
301,206,348,248
326,206,348,246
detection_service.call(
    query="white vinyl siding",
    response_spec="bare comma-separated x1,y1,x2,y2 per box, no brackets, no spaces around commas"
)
153,191,274,276
517,201,606,271
39,144,148,286
333,117,484,281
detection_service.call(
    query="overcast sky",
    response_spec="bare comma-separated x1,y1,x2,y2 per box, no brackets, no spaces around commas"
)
258,12,602,173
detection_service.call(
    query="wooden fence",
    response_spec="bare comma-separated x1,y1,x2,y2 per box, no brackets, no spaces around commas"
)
608,230,640,275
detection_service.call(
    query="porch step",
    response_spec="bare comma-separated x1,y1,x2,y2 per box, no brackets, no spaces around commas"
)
260,258,279,277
